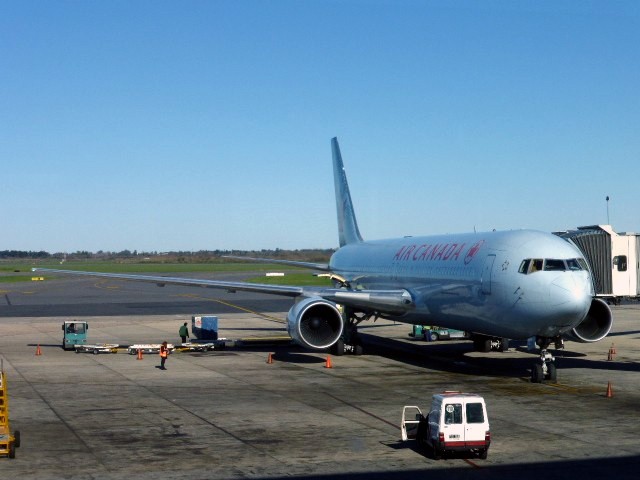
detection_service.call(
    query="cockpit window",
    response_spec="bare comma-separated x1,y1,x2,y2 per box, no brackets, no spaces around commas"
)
566,259,582,271
531,259,543,273
518,259,531,274
518,258,585,274
544,259,565,271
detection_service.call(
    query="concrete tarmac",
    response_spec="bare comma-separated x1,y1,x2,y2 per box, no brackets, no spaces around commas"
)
1,278,640,479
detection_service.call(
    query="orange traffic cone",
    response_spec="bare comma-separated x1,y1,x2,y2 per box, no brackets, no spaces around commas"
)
136,348,143,360
35,344,42,356
325,355,332,369
606,381,613,398
266,352,273,364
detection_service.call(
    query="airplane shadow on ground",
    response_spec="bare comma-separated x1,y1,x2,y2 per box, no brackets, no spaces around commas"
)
253,454,640,480
356,334,640,379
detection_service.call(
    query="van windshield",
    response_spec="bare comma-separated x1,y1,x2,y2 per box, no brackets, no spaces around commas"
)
466,402,484,423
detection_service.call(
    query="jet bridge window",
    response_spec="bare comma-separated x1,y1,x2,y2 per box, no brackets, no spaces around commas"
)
613,256,628,272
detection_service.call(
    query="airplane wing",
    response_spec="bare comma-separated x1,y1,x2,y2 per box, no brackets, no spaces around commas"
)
32,267,414,313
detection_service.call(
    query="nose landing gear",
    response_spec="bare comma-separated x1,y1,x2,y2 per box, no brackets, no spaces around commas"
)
531,336,562,383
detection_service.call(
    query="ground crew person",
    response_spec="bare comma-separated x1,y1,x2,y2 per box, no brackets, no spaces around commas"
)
159,341,168,370
179,322,189,343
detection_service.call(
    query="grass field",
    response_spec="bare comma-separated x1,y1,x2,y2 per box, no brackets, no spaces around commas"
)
0,262,331,286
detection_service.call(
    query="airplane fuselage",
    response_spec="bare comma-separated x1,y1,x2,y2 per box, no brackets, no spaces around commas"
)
330,229,594,339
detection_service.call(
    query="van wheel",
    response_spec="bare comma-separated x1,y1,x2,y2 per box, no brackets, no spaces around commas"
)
432,445,441,460
479,448,488,459
8,442,15,458
14,430,21,448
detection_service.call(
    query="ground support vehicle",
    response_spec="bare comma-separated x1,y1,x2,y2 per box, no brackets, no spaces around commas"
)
174,340,226,352
62,320,89,351
0,369,20,459
74,344,119,355
409,325,470,342
401,392,490,460
127,344,175,355
424,327,471,342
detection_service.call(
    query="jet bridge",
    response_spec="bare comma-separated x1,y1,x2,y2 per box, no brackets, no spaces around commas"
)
556,225,640,303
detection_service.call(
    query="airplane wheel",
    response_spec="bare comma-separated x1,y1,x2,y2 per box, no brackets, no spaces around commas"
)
546,363,557,382
333,339,345,356
531,364,544,383
499,338,509,352
474,338,491,352
354,344,363,355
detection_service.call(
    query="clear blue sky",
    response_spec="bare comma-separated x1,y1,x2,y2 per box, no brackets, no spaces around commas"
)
2,1,639,253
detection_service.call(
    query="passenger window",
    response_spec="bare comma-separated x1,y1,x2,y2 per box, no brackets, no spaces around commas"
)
444,404,463,424
544,259,566,271
613,256,628,272
466,403,484,423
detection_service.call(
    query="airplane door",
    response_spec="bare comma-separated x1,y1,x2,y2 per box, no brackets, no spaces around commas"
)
481,255,496,295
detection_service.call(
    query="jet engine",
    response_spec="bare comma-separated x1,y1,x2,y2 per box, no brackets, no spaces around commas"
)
564,298,613,343
287,297,344,350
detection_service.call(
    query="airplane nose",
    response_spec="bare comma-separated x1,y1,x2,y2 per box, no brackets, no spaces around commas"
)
550,274,592,319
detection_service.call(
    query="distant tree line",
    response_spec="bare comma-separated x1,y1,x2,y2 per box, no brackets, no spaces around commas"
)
0,248,335,263
0,250,51,259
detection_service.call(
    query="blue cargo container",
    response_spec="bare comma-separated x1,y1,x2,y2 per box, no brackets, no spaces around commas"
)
192,315,218,340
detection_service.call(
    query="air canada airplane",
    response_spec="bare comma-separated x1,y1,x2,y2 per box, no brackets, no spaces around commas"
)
34,138,613,383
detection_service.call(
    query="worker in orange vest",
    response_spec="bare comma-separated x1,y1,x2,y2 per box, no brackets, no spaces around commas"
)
159,341,169,370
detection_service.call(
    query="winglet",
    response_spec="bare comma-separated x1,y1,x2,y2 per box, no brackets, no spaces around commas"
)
332,137,363,246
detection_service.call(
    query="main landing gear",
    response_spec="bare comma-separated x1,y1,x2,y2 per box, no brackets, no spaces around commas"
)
530,336,563,383
331,308,372,356
472,335,510,353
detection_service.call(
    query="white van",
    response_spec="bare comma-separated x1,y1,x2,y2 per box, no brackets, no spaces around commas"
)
401,392,490,459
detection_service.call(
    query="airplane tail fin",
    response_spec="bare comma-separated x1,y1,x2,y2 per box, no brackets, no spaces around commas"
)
332,137,363,247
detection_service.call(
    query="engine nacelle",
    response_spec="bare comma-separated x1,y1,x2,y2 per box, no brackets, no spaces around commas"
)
287,297,344,350
564,298,613,343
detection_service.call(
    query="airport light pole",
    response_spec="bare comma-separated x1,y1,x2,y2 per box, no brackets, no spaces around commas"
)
606,196,610,225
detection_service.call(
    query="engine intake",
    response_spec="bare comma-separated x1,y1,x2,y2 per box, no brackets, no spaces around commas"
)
564,298,613,343
287,297,344,350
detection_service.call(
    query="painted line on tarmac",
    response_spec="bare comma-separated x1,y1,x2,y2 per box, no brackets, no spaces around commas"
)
175,293,286,324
